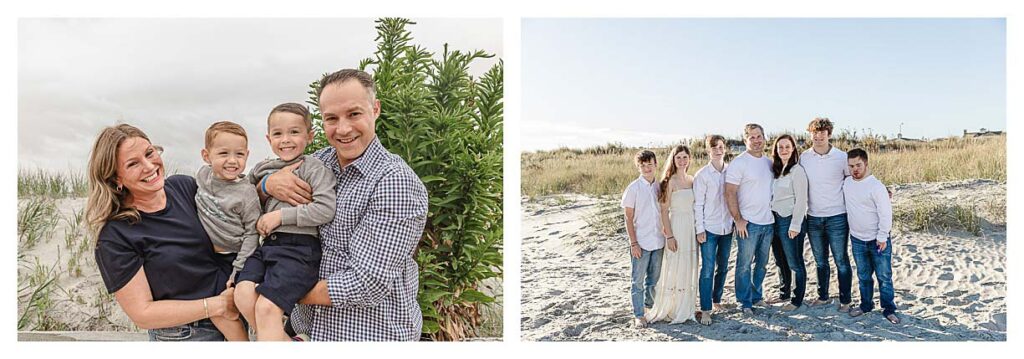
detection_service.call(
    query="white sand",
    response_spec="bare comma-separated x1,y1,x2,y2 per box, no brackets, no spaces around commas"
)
520,179,1006,341
17,197,137,332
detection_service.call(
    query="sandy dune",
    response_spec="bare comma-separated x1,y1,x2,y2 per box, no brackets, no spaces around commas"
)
17,197,137,332
520,179,1006,341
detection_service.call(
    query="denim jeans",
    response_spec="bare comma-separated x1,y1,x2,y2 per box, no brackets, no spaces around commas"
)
850,237,897,316
699,231,734,311
770,226,792,299
806,213,853,304
734,223,773,309
775,212,808,307
148,319,225,341
630,247,664,318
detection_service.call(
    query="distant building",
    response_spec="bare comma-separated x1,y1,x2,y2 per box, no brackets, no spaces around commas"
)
727,139,746,153
963,128,1004,138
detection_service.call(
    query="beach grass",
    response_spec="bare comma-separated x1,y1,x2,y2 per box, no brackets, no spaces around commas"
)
62,208,90,278
18,168,88,199
583,201,626,237
522,134,1005,198
894,198,982,235
18,256,63,330
18,197,60,252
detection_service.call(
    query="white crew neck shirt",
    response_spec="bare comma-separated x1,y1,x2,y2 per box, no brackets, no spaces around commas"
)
725,151,775,226
843,175,893,243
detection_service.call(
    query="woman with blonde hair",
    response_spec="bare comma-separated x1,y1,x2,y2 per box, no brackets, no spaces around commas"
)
86,124,240,341
645,144,699,324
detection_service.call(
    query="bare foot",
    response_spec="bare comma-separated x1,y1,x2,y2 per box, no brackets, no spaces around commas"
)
699,311,712,325
886,314,901,324
633,317,648,329
781,303,799,311
714,302,737,311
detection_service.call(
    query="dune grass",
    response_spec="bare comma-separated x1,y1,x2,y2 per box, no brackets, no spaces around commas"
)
522,135,1005,197
18,169,88,199
894,197,982,236
18,197,60,252
17,256,63,330
63,208,91,278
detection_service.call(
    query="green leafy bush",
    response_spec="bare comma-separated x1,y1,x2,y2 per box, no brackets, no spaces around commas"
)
305,18,503,341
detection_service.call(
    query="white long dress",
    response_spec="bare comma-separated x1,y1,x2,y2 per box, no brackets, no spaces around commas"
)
645,188,699,324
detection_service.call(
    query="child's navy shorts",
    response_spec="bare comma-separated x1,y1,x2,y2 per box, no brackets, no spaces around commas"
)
236,232,322,315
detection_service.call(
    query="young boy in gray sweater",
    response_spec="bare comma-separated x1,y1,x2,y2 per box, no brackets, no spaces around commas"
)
234,103,337,341
195,120,260,341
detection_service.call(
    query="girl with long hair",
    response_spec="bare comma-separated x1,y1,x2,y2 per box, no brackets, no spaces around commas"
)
646,145,699,324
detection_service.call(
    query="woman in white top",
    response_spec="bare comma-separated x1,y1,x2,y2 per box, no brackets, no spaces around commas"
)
645,145,699,324
770,134,809,311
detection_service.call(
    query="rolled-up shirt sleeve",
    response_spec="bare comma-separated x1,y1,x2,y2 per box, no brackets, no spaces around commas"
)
95,228,144,294
326,171,427,308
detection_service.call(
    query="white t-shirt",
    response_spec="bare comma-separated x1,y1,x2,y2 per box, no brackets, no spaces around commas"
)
724,151,775,226
621,176,665,251
843,175,893,243
800,146,851,217
693,162,734,236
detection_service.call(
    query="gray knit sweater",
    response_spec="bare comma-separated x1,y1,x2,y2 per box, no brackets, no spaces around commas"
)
195,165,261,278
249,155,337,237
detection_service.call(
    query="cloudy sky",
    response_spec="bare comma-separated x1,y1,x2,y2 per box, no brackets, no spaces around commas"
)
523,18,1005,151
19,18,502,173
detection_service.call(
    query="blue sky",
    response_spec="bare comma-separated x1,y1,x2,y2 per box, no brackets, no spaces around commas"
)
522,18,1005,151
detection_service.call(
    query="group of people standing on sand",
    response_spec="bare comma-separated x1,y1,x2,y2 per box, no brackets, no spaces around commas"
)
621,117,899,329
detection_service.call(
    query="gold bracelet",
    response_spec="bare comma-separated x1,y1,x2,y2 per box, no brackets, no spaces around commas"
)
203,298,210,318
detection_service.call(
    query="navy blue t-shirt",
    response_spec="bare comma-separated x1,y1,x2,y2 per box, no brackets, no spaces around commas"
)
95,175,232,301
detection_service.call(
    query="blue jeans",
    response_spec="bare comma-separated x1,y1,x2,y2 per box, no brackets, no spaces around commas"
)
630,247,664,318
775,213,808,307
734,223,773,309
699,231,734,311
806,213,853,304
851,237,897,316
148,319,225,341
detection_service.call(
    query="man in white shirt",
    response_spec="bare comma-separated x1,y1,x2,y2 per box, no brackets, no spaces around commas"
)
800,117,854,312
621,150,665,328
843,148,899,324
724,124,775,315
693,134,735,324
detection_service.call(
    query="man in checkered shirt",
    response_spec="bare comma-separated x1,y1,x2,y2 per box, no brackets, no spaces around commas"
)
261,69,428,341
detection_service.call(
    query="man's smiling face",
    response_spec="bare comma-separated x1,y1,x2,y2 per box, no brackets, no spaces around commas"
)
320,79,380,168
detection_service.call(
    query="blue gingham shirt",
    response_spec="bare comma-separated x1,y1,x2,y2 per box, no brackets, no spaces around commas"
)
290,137,428,341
